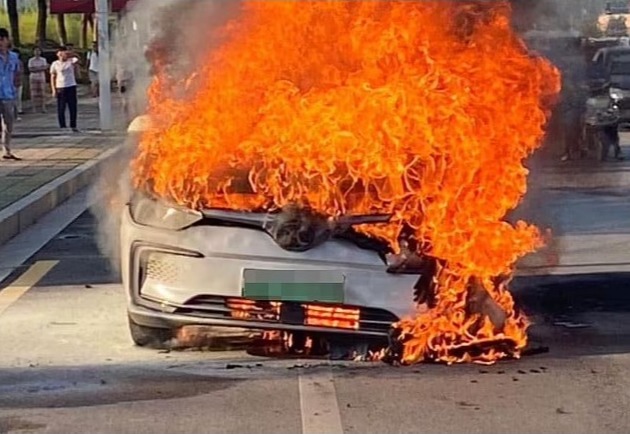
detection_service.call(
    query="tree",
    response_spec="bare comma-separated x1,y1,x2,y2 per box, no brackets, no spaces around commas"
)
7,0,20,46
56,14,68,45
81,14,94,48
36,0,48,45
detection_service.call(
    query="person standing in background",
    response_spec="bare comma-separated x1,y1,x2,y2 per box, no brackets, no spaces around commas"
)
27,47,48,113
50,47,80,132
87,42,99,97
116,61,133,122
10,47,24,120
560,75,587,161
0,28,21,160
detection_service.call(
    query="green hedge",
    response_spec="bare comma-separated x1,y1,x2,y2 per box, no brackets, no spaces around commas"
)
0,12,83,46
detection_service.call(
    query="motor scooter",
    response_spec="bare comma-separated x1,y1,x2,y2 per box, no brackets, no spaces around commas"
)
582,90,623,161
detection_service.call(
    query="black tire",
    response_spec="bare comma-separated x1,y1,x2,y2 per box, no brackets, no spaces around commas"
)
128,315,176,350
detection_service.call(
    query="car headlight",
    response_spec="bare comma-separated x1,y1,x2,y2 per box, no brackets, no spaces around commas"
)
129,194,203,230
610,88,623,101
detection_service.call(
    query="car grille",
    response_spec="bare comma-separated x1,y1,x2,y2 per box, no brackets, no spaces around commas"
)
145,255,181,284
173,295,398,334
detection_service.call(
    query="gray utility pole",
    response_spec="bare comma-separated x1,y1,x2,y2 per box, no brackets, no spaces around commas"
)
96,0,112,131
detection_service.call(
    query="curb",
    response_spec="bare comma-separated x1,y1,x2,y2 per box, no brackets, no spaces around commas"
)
0,144,122,246
535,169,630,189
516,232,630,277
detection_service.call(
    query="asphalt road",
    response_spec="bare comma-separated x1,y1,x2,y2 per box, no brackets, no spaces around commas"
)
1,197,630,433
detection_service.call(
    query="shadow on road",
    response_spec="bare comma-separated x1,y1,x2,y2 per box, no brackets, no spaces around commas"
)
0,362,242,409
514,272,630,359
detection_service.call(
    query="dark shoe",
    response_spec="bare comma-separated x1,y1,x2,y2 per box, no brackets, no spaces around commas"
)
2,154,22,161
72,128,80,133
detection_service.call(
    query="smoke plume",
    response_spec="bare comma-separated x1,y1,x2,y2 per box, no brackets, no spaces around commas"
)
91,0,599,274
90,0,240,272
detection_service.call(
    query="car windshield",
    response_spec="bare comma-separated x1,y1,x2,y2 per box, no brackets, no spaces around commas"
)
611,73,630,88
609,52,630,63
588,61,607,80
611,60,630,74
609,55,630,88
606,1,630,13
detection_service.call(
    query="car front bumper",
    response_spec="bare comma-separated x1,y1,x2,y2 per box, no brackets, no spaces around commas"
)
121,205,420,337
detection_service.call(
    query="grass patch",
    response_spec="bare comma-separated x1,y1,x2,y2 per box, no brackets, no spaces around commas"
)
0,11,83,46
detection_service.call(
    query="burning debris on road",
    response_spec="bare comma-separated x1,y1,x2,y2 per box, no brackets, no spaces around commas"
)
132,1,560,365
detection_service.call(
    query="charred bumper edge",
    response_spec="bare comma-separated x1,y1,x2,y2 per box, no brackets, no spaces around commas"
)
128,303,391,337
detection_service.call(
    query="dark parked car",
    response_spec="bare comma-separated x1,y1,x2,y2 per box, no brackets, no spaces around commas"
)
588,46,630,124
605,0,630,14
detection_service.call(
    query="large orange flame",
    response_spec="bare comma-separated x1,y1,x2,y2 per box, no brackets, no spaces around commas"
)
133,1,561,364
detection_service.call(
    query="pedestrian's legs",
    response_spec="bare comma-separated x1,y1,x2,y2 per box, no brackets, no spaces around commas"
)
565,119,581,159
16,85,23,114
120,88,129,121
559,120,571,160
89,71,98,97
57,88,67,128
599,126,618,161
30,78,46,113
0,100,8,155
67,86,78,129
0,100,16,157
611,126,623,159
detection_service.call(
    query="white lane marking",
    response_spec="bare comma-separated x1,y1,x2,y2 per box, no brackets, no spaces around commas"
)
0,260,58,315
299,365,344,434
0,189,91,283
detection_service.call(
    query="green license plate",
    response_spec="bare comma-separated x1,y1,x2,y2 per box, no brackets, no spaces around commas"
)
242,269,345,303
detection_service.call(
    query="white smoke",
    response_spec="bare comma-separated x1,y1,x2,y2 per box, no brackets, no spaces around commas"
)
90,0,240,272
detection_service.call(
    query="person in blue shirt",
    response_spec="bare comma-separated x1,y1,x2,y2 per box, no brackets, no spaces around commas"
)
0,28,21,160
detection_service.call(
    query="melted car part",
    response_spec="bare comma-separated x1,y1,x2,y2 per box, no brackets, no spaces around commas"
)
412,256,442,308
201,204,392,252
466,277,508,331
381,327,405,366
263,204,332,252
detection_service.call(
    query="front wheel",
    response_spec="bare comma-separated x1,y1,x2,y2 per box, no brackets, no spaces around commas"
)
128,315,176,349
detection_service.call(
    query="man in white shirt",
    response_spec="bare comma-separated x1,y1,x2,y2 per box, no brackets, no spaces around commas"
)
50,46,80,132
87,41,99,97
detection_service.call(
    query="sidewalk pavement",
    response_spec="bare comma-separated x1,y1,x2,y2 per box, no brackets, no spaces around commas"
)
530,138,630,189
0,89,127,245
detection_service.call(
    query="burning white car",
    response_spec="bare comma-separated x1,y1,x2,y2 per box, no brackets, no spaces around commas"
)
122,117,423,348
118,0,560,365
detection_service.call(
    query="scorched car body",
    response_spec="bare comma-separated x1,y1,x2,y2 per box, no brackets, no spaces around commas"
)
122,116,421,347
